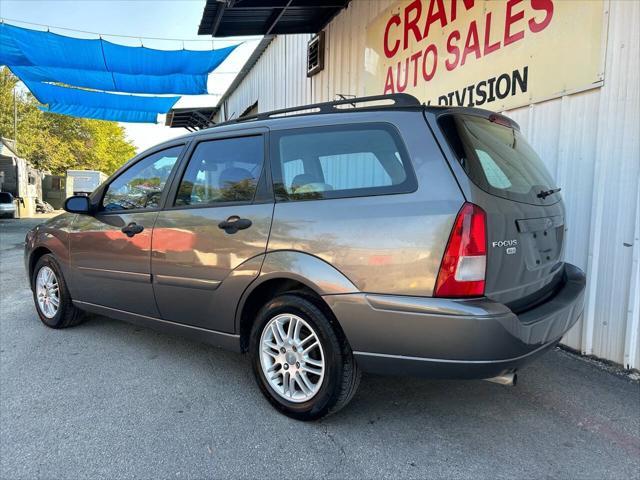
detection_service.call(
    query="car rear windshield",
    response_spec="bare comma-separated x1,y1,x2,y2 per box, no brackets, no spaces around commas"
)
438,114,558,205
0,192,13,204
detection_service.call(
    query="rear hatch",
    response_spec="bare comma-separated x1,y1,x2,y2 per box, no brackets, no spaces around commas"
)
436,112,565,309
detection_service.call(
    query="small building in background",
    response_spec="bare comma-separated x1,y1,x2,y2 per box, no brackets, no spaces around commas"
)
42,174,74,210
42,170,107,210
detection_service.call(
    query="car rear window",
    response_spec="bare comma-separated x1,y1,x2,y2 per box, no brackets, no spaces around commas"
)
0,192,13,204
439,114,558,204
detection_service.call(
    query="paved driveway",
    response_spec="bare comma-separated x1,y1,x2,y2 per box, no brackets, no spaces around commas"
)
1,218,639,480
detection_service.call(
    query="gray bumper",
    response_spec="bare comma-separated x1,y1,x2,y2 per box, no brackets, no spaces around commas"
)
0,205,15,215
324,263,586,379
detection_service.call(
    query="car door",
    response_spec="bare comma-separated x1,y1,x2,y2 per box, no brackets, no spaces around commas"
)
151,130,273,332
69,144,185,317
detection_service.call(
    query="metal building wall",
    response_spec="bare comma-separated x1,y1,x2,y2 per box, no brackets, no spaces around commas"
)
503,0,639,369
214,0,640,369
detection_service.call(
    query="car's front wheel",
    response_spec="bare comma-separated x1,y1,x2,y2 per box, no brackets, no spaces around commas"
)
250,294,360,420
32,254,85,329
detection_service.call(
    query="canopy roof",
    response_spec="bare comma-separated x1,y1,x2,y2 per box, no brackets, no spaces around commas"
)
198,0,350,37
165,107,218,131
0,22,237,122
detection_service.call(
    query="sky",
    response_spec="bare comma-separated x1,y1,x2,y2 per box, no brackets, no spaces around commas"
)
0,0,260,152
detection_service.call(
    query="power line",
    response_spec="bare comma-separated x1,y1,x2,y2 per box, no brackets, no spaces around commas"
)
0,17,262,43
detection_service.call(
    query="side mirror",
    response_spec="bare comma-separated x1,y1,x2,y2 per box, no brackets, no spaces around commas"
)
64,195,92,214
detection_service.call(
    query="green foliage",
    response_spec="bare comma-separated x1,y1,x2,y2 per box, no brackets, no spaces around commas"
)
0,67,136,175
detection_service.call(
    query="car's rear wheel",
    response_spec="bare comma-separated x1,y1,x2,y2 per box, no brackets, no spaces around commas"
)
32,254,85,329
250,294,360,420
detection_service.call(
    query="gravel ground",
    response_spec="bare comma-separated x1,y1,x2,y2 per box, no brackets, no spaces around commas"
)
1,218,639,480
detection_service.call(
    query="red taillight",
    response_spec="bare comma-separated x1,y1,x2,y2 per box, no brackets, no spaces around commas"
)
434,203,487,298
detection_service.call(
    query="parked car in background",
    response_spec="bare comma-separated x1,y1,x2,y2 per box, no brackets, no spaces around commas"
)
24,94,586,420
0,191,16,218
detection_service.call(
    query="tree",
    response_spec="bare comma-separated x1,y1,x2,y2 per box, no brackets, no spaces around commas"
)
0,67,136,175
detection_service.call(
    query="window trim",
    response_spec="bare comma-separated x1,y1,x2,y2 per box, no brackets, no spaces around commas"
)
163,131,272,212
270,122,418,203
95,143,187,215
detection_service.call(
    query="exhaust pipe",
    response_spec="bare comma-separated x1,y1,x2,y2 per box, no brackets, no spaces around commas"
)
485,372,517,386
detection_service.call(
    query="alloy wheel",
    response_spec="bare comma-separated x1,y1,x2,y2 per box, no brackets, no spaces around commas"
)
259,313,325,403
36,266,60,319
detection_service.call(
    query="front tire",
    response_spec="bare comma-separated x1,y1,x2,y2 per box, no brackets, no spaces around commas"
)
249,294,360,420
32,254,85,329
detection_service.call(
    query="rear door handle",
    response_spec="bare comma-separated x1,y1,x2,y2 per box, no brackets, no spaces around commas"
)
218,216,252,234
121,222,144,237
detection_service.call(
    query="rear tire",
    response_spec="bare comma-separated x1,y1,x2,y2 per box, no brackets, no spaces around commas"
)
32,254,85,329
249,294,360,421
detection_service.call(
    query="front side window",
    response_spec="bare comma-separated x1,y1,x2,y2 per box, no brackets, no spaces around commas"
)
175,136,264,206
102,145,182,211
272,124,415,201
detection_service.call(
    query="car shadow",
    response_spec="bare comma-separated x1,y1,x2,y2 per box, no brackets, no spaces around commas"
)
79,312,527,420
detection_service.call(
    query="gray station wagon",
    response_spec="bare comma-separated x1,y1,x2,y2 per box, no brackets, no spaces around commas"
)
25,94,586,420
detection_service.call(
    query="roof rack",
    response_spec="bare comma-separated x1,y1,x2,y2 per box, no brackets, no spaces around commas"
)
217,93,422,127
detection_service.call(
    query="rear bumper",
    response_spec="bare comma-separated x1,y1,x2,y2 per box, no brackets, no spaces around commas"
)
324,262,585,379
0,205,15,215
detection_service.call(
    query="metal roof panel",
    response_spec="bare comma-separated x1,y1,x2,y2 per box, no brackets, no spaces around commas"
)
198,0,350,37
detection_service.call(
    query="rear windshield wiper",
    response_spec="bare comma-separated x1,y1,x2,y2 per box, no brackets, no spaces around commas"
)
537,187,561,199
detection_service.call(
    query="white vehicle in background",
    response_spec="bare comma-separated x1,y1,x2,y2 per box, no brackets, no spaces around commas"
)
0,192,16,218
66,170,107,196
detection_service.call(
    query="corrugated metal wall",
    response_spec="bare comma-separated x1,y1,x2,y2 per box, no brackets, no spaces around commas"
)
215,0,640,369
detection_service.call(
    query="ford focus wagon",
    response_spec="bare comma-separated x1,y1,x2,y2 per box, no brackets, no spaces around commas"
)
25,94,586,420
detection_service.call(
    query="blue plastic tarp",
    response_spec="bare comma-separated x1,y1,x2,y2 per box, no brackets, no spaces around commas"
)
1,23,106,70
102,41,237,76
0,24,31,66
12,66,208,94
0,23,237,94
26,81,180,113
40,104,159,123
0,22,237,122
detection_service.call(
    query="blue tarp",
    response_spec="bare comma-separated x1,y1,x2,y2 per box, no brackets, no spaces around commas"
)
26,81,179,111
0,24,30,66
0,22,237,122
12,66,208,95
40,104,159,123
26,81,179,123
0,23,237,93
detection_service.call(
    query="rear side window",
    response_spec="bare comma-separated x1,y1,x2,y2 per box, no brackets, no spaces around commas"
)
272,124,416,201
439,114,558,204
175,136,263,206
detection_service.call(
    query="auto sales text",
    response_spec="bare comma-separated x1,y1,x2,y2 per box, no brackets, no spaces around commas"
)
381,0,553,95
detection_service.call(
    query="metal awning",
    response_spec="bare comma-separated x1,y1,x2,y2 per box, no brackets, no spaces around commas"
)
165,107,218,131
198,0,351,37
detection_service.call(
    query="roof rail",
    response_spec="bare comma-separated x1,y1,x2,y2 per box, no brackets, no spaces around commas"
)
217,93,422,127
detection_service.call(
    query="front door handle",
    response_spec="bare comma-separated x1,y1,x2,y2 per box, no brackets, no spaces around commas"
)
218,216,252,234
121,222,144,237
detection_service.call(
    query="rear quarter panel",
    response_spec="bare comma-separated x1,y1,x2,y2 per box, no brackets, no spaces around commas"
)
267,111,464,296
